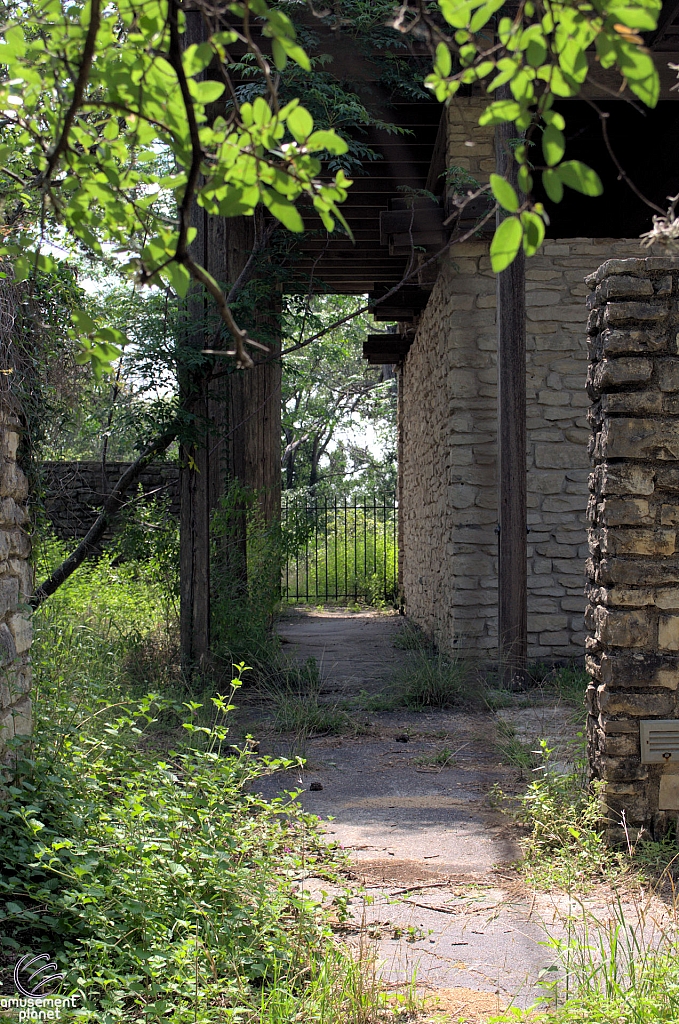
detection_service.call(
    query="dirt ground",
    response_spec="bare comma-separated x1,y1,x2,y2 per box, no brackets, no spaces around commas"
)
247,607,584,1012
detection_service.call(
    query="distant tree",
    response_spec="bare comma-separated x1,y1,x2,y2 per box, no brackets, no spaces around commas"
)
282,296,396,495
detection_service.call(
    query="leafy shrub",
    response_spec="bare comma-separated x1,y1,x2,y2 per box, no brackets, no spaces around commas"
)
0,673,352,1021
0,557,373,1023
210,486,284,669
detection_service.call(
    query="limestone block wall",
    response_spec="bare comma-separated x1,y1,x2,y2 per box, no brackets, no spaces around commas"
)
586,256,679,836
399,97,648,660
39,461,180,541
0,410,32,757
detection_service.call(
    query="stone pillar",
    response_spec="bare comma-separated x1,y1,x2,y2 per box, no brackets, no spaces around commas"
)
586,255,679,838
0,410,32,757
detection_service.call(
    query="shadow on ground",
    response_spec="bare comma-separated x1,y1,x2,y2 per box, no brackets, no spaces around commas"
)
245,607,581,1010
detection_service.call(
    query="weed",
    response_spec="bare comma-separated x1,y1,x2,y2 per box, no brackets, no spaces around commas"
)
495,721,539,770
352,689,399,712
3,553,393,1023
540,663,588,708
509,740,614,887
392,621,431,652
492,887,679,1024
393,650,482,709
272,694,358,737
412,745,460,769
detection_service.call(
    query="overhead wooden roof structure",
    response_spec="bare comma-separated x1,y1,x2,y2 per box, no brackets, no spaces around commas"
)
280,3,679,317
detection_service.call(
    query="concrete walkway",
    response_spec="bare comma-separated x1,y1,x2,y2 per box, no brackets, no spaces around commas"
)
254,608,569,1011
277,606,403,696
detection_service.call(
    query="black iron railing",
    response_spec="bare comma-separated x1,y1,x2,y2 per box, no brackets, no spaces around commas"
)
281,494,398,604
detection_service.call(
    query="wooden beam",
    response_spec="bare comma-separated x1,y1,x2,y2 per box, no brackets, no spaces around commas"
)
363,335,413,362
495,100,527,685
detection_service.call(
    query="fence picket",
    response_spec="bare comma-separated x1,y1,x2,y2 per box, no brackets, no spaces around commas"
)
281,494,398,604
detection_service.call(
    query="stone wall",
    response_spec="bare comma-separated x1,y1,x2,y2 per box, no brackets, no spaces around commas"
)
586,256,679,836
399,96,647,661
39,461,180,542
0,410,32,757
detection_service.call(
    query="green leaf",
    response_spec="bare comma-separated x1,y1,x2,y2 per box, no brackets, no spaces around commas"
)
543,110,566,130
182,42,214,77
520,210,545,255
12,255,30,283
211,30,238,45
490,173,519,212
103,118,119,141
517,165,533,194
542,168,563,203
261,188,304,231
536,64,579,97
470,0,505,33
606,0,661,31
278,39,311,72
478,99,522,125
525,37,547,66
189,80,225,104
439,0,476,28
91,337,123,362
487,58,519,94
306,130,349,155
71,308,98,334
617,44,660,107
490,216,523,272
434,41,452,78
163,261,191,298
214,184,259,217
3,26,25,58
558,160,603,196
271,37,288,71
542,125,565,166
286,106,314,142
97,327,128,347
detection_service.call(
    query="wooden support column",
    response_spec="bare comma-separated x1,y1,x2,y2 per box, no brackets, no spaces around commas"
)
495,113,527,683
179,7,211,669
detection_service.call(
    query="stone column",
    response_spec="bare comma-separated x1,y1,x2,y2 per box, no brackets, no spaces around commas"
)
0,410,32,756
586,255,679,839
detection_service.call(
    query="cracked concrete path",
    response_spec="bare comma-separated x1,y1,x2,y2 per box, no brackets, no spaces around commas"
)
277,606,403,695
252,609,567,1010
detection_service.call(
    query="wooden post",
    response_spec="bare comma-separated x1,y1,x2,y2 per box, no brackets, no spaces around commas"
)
179,7,211,669
495,112,527,684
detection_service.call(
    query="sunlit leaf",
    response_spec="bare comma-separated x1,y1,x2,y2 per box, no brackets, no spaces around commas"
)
520,210,545,255
286,106,314,143
542,168,564,203
558,160,603,196
490,216,523,272
542,125,565,166
490,173,519,212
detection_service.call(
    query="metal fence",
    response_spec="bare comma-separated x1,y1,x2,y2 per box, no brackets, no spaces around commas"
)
281,494,398,604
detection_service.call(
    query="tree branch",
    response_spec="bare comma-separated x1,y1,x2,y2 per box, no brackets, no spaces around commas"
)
164,0,262,369
38,0,101,186
31,427,179,608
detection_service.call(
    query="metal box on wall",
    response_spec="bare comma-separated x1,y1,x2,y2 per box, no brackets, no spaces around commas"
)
640,720,679,764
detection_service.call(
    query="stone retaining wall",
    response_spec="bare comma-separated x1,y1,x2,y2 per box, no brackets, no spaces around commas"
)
0,410,32,757
586,255,679,836
39,461,180,541
399,96,646,661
